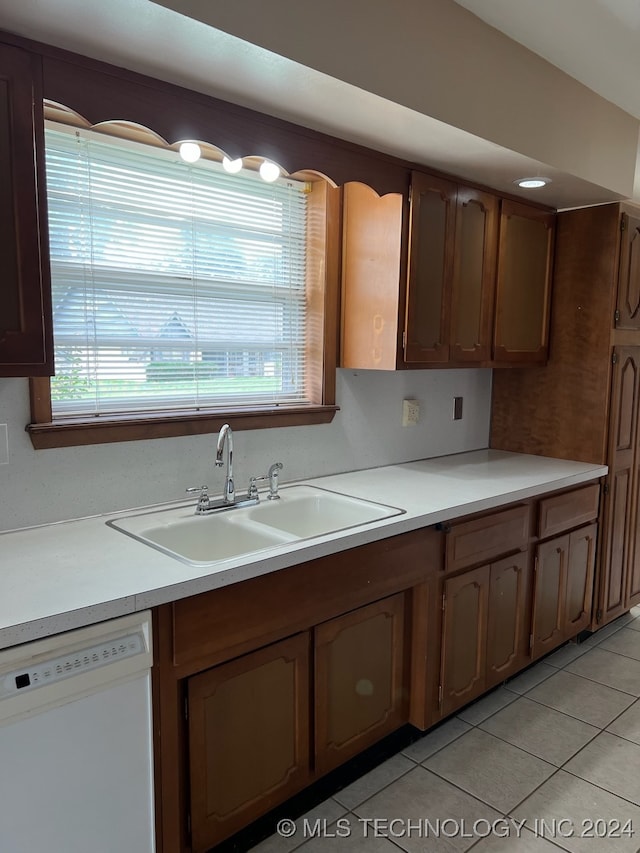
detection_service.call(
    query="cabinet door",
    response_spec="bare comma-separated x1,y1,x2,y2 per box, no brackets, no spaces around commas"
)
450,187,498,363
0,45,52,376
440,565,490,716
315,594,408,775
615,213,640,330
532,535,568,658
340,182,403,370
187,634,311,852
493,200,554,364
565,523,597,638
599,348,640,625
486,552,529,688
404,172,457,363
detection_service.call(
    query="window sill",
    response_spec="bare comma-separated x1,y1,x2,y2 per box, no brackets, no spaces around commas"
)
27,405,340,449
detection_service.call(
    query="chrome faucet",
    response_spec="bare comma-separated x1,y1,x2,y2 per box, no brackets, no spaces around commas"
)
215,423,235,505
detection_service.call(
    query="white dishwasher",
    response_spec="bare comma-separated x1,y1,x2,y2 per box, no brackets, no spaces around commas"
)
0,611,155,853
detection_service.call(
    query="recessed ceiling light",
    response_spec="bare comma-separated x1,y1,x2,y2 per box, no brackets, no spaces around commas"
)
514,177,551,189
179,142,202,163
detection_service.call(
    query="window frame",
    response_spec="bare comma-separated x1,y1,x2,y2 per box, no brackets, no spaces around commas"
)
28,119,340,449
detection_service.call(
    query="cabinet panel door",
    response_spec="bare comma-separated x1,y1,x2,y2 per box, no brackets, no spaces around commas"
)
404,172,456,363
493,200,554,364
532,535,568,659
187,634,311,852
615,213,640,330
440,565,490,716
565,523,597,638
315,594,408,775
486,552,529,688
450,187,498,363
341,182,403,370
599,348,639,625
0,45,52,376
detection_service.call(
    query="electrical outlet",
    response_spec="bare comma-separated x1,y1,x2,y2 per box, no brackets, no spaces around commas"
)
453,397,463,420
0,424,8,465
402,399,420,427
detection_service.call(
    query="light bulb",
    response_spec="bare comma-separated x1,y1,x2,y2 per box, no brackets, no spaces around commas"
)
179,142,202,163
222,156,243,174
259,160,280,183
514,177,550,189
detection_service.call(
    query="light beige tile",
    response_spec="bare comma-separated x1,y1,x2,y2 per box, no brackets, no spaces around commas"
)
607,698,640,745
505,663,556,695
424,728,555,812
333,754,414,810
470,826,561,852
564,731,640,805
544,643,589,669
252,799,348,853
355,766,502,853
565,648,640,696
598,627,640,661
513,769,640,853
402,716,471,763
626,617,640,632
457,686,518,725
581,616,630,647
479,697,598,766
526,669,635,728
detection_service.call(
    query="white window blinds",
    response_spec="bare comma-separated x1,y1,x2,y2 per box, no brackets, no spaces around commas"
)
44,124,309,418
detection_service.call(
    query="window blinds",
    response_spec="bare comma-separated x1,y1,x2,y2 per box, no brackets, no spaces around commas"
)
44,124,309,417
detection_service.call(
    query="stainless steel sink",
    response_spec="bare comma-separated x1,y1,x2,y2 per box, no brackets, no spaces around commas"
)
108,485,404,566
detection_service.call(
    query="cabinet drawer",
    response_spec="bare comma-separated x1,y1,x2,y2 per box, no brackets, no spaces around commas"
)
538,484,600,539
445,504,530,573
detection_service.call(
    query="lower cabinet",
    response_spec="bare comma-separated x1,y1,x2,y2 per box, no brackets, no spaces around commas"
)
186,633,312,853
315,593,408,775
439,552,529,716
531,523,597,659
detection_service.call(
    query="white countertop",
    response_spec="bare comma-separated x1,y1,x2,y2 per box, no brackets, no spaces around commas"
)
0,449,607,650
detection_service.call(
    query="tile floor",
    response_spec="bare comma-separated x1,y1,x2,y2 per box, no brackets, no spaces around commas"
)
253,606,640,853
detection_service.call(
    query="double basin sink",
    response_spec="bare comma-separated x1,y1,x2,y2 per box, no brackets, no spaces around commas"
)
108,485,405,566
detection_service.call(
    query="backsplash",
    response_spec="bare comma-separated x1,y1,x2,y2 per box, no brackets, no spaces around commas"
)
0,368,491,532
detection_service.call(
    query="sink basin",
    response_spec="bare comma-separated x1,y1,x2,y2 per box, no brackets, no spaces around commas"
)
244,486,402,538
108,485,404,566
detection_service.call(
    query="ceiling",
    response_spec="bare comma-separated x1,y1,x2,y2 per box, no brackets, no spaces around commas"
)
0,0,638,208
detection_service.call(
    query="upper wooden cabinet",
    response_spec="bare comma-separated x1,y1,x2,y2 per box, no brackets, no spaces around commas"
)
0,44,53,377
615,212,640,330
340,172,554,370
493,201,554,364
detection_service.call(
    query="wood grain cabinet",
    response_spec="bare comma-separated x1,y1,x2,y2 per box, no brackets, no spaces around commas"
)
0,43,53,376
340,171,553,370
186,634,311,852
314,594,409,775
491,203,640,627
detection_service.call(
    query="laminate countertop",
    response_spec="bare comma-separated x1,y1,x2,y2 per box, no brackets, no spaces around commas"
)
0,449,607,650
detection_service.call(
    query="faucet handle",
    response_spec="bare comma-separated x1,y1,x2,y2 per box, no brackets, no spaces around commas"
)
186,485,209,494
186,485,210,513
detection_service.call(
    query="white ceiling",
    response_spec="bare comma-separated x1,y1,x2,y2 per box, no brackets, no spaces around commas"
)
0,0,638,207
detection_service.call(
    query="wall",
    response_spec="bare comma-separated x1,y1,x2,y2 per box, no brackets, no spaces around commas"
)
0,368,491,532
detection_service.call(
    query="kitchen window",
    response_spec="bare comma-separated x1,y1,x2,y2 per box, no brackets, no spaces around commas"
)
28,120,338,448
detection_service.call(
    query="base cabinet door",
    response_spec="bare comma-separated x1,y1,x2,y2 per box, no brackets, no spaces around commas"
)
314,594,408,775
565,523,597,636
186,633,311,853
486,552,530,688
440,565,490,716
531,535,568,659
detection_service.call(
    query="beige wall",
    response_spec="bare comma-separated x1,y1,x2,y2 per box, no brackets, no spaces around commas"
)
155,0,639,197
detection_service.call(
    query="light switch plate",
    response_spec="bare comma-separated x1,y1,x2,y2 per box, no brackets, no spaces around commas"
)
0,424,7,465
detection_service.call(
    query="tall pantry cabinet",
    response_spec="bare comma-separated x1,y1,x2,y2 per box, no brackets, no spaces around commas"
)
491,203,640,627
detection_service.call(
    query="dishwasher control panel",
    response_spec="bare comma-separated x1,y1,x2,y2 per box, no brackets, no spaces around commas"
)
0,631,145,699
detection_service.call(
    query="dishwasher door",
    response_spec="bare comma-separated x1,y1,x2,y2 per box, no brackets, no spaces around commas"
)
0,612,155,853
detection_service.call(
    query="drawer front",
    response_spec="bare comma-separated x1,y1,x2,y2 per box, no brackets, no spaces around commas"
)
538,484,600,540
445,504,530,573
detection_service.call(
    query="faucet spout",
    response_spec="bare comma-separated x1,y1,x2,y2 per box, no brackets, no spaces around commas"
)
215,424,235,504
